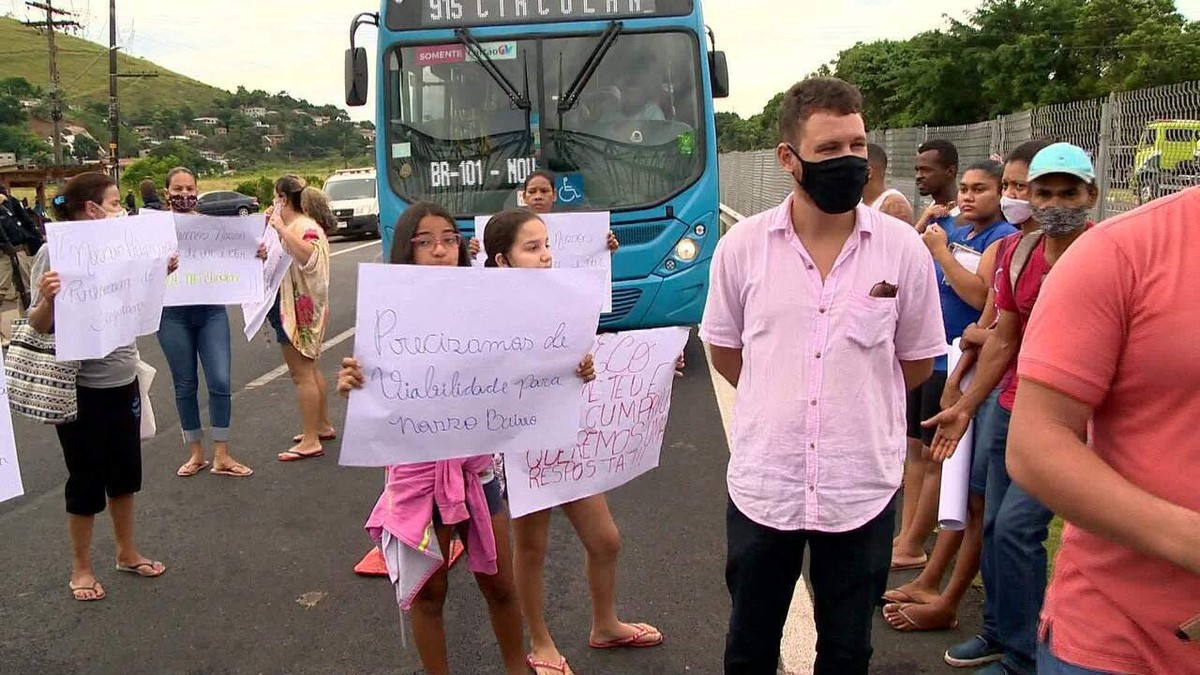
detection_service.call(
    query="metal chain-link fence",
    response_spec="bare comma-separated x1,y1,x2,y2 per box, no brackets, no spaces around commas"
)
719,80,1200,221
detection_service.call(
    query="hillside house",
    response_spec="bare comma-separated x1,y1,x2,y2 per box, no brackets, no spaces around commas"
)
193,117,220,126
169,135,190,142
184,129,202,138
134,125,155,136
19,99,39,109
214,127,228,136
242,106,267,118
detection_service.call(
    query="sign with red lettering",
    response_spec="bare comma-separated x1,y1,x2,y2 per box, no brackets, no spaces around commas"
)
413,44,467,66
504,326,689,517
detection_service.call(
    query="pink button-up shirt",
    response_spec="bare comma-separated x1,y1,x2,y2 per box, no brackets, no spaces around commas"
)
700,196,945,533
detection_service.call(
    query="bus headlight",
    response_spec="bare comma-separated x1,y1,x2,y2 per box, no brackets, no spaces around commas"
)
674,238,699,261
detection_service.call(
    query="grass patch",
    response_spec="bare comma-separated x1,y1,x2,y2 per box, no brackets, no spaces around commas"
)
0,17,224,114
198,158,372,193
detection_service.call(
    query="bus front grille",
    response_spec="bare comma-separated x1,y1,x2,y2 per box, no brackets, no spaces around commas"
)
600,288,643,326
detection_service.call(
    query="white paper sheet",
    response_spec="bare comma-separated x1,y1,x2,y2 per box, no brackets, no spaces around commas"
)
339,264,608,466
164,214,265,306
46,211,178,361
938,339,976,531
504,327,690,518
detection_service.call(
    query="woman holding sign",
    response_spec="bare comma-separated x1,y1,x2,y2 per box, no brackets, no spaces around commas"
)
515,171,686,376
484,208,663,675
28,173,169,601
267,176,333,462
337,202,600,675
467,171,620,259
160,167,257,479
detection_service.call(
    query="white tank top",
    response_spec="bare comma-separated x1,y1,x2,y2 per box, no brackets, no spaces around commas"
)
869,188,906,211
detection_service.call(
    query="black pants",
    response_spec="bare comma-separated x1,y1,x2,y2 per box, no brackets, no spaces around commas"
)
56,380,142,516
724,495,895,675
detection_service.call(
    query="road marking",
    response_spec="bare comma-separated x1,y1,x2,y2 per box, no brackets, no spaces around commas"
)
703,344,817,675
244,327,358,390
330,240,379,258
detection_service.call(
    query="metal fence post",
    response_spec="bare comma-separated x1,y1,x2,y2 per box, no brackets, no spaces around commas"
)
1096,93,1115,221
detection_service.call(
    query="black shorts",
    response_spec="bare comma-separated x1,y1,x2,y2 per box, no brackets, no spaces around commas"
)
55,381,143,516
906,370,948,446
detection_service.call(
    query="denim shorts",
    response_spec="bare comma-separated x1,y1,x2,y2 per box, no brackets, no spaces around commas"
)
431,477,505,527
265,293,289,345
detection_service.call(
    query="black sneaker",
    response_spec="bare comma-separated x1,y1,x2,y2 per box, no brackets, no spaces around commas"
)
944,635,1004,668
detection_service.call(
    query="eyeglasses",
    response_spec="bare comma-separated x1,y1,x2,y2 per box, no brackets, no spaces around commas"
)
411,233,462,250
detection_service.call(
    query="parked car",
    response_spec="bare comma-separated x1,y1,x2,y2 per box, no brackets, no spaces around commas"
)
195,190,260,216
1130,119,1200,204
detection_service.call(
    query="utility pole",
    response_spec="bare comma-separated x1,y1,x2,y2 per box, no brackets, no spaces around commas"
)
25,0,80,169
108,0,118,181
107,0,159,183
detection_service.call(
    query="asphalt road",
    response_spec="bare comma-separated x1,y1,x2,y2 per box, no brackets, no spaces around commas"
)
0,237,983,675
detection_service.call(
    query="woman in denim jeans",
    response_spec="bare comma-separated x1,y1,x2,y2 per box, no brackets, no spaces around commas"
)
159,167,260,478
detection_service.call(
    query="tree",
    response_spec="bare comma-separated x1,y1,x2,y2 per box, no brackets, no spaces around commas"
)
0,96,24,126
0,77,40,98
820,0,1200,129
0,125,50,163
71,134,101,162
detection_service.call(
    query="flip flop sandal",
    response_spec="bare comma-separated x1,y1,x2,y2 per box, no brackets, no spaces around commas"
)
882,588,927,605
589,623,664,649
881,603,960,633
526,654,572,674
292,432,337,443
210,464,254,477
115,561,166,578
890,554,929,572
69,581,105,602
176,460,210,477
278,449,324,462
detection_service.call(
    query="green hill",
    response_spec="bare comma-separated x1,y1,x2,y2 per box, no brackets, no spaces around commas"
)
0,16,226,114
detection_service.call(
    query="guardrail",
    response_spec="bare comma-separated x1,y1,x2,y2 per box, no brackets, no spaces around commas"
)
718,203,744,235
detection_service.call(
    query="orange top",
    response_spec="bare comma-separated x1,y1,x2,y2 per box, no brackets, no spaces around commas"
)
1019,188,1200,674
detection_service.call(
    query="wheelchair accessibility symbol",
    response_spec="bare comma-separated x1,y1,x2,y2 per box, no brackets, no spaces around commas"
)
556,174,585,205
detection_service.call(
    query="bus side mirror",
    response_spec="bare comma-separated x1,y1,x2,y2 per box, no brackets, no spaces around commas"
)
710,51,730,99
346,47,369,107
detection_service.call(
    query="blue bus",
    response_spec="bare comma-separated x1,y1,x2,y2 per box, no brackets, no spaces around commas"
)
344,0,729,330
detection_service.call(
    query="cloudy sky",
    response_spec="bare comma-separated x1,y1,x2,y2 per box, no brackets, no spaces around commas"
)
5,0,1200,120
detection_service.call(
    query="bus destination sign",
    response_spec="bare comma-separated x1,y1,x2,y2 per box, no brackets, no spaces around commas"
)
388,0,692,30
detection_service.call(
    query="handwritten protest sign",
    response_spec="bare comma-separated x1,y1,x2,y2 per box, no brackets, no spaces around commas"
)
473,212,613,312
0,351,24,504
165,214,264,306
504,327,689,518
46,211,178,361
240,225,293,341
339,264,608,467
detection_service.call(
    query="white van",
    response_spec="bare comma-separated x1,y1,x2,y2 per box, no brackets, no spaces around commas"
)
322,167,379,237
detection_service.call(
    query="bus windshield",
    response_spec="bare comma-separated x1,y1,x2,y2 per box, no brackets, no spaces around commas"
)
385,31,703,216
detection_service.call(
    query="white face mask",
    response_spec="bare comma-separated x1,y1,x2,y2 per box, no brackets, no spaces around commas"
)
1000,196,1033,224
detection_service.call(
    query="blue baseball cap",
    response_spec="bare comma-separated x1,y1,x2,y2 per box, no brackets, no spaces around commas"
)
1028,142,1096,184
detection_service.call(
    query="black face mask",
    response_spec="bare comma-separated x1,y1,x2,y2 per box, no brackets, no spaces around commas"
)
789,146,870,215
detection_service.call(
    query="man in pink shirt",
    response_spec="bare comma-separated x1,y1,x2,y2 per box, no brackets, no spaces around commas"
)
1008,187,1200,675
700,77,946,675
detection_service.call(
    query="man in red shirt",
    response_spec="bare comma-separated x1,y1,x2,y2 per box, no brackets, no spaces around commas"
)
924,143,1097,675
1008,186,1200,674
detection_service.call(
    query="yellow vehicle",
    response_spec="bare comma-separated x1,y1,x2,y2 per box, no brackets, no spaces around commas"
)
1130,120,1200,204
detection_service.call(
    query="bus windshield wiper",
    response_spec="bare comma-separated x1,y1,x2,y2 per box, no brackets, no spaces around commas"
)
558,21,623,114
456,28,531,111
